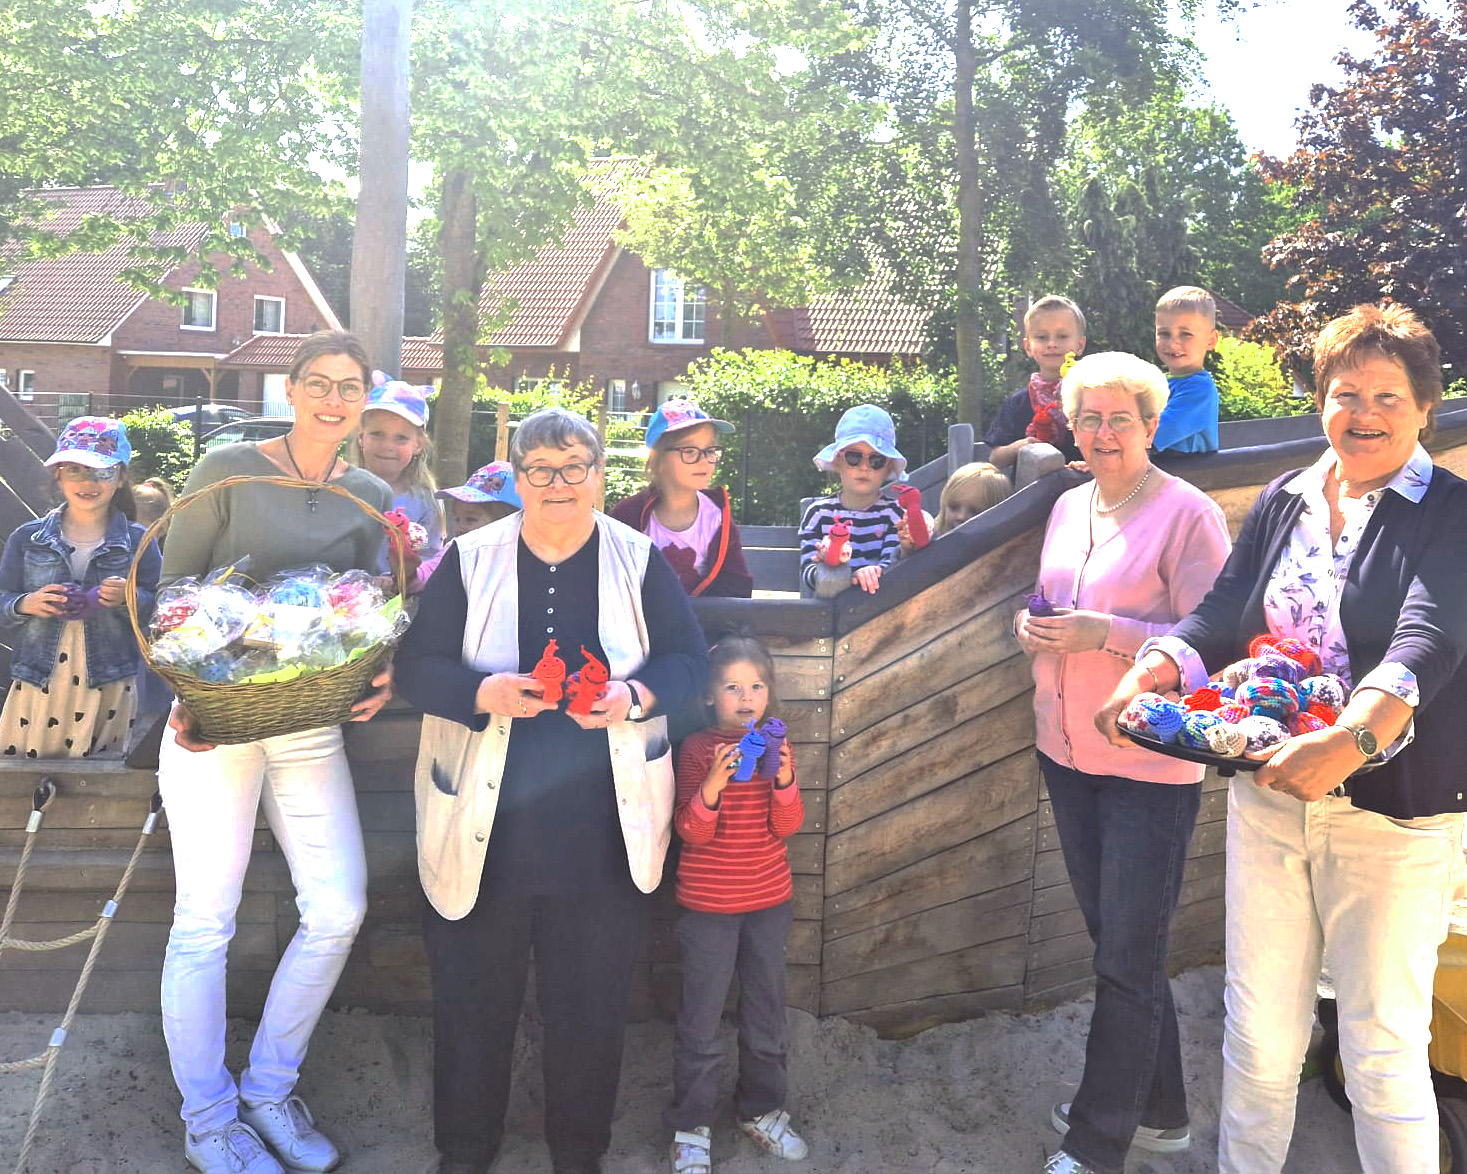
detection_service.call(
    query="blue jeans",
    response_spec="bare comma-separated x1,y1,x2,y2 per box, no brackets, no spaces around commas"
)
1038,752,1200,1174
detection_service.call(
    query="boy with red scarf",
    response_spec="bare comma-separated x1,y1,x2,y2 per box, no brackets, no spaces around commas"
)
985,295,1087,467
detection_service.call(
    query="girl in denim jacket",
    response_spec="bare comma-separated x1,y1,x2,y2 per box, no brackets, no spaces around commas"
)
0,417,160,759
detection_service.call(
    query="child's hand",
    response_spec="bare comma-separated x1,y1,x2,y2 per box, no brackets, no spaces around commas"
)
895,516,914,557
852,564,882,594
774,742,795,789
702,743,739,807
96,576,126,608
18,584,69,618
815,535,831,561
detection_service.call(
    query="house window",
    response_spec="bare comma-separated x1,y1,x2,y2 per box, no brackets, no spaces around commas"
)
254,296,285,334
0,275,14,295
17,370,35,401
649,271,706,344
181,288,216,331
228,222,247,238
606,379,627,414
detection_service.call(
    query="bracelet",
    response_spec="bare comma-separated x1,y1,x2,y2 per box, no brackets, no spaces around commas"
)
1140,663,1161,692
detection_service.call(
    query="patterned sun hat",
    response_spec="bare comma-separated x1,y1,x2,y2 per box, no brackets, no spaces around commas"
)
436,461,522,507
644,399,734,448
44,416,132,469
364,376,430,429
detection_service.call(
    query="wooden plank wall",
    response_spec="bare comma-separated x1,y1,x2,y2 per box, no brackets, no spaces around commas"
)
820,529,1226,1036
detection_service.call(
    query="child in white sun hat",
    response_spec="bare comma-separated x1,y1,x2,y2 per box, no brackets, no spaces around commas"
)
798,404,907,596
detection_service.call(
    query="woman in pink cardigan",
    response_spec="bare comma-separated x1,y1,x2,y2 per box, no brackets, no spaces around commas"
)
1015,352,1231,1174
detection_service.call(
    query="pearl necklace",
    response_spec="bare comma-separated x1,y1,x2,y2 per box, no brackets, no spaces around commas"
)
1092,465,1152,515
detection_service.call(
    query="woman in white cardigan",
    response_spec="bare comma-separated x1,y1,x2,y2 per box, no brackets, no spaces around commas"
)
396,407,708,1174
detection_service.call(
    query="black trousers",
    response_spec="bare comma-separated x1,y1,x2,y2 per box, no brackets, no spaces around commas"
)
423,873,651,1167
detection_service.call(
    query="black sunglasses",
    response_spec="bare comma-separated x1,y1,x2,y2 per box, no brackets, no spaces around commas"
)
841,450,889,470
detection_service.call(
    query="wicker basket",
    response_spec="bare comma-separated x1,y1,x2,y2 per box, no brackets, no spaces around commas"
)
126,474,406,745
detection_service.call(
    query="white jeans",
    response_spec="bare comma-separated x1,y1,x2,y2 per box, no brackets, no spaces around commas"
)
1218,778,1462,1173
159,724,367,1134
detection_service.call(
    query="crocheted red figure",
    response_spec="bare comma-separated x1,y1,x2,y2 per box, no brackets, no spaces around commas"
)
896,485,930,549
533,638,566,706
382,508,425,582
822,518,852,566
565,646,610,715
1028,403,1067,446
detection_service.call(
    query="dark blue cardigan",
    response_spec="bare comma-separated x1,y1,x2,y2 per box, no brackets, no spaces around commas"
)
1171,464,1467,818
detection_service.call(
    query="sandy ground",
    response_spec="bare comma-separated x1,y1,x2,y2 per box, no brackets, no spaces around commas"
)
0,965,1365,1174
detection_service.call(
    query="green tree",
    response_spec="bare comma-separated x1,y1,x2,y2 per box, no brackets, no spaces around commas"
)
0,0,358,291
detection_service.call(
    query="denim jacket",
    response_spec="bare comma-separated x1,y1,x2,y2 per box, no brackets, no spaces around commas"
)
0,507,160,688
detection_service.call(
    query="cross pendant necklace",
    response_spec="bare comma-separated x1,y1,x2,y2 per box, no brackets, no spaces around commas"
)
282,434,332,513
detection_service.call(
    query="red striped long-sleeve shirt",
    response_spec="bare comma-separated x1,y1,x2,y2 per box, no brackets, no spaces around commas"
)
674,727,804,914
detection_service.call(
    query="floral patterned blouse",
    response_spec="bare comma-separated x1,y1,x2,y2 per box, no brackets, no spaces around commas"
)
1148,445,1427,743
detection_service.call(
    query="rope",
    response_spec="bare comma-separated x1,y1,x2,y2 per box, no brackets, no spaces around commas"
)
0,782,163,1174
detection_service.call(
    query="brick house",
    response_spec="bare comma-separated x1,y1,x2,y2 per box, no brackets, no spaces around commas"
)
0,186,340,426
432,162,928,411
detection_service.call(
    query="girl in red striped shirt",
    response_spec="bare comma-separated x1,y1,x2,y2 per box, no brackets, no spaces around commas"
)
668,636,809,1173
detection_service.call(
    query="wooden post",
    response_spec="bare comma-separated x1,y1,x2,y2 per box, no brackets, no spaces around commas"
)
595,403,608,511
350,0,411,379
495,402,511,463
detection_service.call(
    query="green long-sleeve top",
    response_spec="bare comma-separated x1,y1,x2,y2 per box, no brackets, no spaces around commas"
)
161,443,393,587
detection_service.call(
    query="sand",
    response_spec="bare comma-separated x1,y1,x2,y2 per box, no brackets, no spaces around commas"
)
0,966,1364,1173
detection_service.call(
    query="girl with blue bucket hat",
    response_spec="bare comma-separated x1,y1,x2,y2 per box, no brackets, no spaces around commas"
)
798,404,907,596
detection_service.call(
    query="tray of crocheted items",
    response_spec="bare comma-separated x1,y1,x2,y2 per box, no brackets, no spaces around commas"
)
1117,634,1383,777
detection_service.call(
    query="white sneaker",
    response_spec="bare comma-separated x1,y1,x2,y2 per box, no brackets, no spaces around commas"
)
738,1109,809,1161
185,1121,285,1174
670,1125,712,1173
239,1095,341,1172
1043,1152,1097,1174
1051,1101,1191,1154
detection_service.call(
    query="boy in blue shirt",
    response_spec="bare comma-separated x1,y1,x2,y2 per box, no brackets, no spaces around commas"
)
1152,286,1220,453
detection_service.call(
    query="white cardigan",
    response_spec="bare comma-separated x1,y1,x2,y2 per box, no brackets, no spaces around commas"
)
413,513,675,919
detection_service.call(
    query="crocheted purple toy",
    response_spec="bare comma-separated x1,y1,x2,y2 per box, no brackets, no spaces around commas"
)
1025,591,1056,617
757,718,787,780
733,721,767,782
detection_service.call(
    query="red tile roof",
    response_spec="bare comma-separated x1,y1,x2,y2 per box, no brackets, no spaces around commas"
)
450,160,928,358
1213,292,1253,332
0,187,209,343
223,333,444,376
795,257,927,357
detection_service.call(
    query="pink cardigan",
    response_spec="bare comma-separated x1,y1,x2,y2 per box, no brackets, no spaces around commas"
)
1029,470,1232,783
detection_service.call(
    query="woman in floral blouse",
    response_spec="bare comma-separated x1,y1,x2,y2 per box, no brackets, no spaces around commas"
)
1097,304,1467,1173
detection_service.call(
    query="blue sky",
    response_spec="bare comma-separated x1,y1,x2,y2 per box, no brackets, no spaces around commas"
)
1185,1,1381,157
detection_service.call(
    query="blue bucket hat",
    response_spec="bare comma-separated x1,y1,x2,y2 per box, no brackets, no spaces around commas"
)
812,404,906,479
436,461,522,508
45,416,132,470
645,398,734,449
364,376,430,429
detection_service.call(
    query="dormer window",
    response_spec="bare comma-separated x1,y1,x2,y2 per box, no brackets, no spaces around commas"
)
0,275,14,294
649,270,706,344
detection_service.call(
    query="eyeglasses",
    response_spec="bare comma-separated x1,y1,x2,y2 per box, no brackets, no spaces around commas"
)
841,450,889,470
298,375,367,402
519,461,595,487
1073,412,1143,435
56,464,122,483
671,445,724,465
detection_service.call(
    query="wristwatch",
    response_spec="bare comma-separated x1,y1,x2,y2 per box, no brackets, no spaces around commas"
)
626,682,645,722
1341,722,1378,759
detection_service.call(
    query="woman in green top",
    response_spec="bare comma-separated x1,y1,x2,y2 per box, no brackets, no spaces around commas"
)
159,331,394,1174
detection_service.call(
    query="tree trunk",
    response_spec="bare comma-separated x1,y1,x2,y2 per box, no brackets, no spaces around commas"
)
350,0,411,377
953,0,985,433
436,168,479,485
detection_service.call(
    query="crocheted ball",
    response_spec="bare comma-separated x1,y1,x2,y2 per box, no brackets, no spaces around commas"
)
1238,714,1290,754
1222,659,1259,689
1247,634,1278,660
1235,678,1303,720
1218,702,1251,725
1300,674,1349,715
268,579,327,609
1205,722,1248,758
1217,683,1236,699
1119,692,1168,736
1139,697,1186,743
152,596,198,634
1306,702,1338,726
1184,687,1223,713
1254,648,1305,684
1289,711,1330,737
1271,636,1322,677
1178,711,1224,750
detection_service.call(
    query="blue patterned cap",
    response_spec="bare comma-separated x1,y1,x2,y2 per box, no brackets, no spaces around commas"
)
45,416,132,469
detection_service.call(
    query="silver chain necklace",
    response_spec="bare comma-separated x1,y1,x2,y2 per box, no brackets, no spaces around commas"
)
1092,465,1152,515
282,434,334,513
